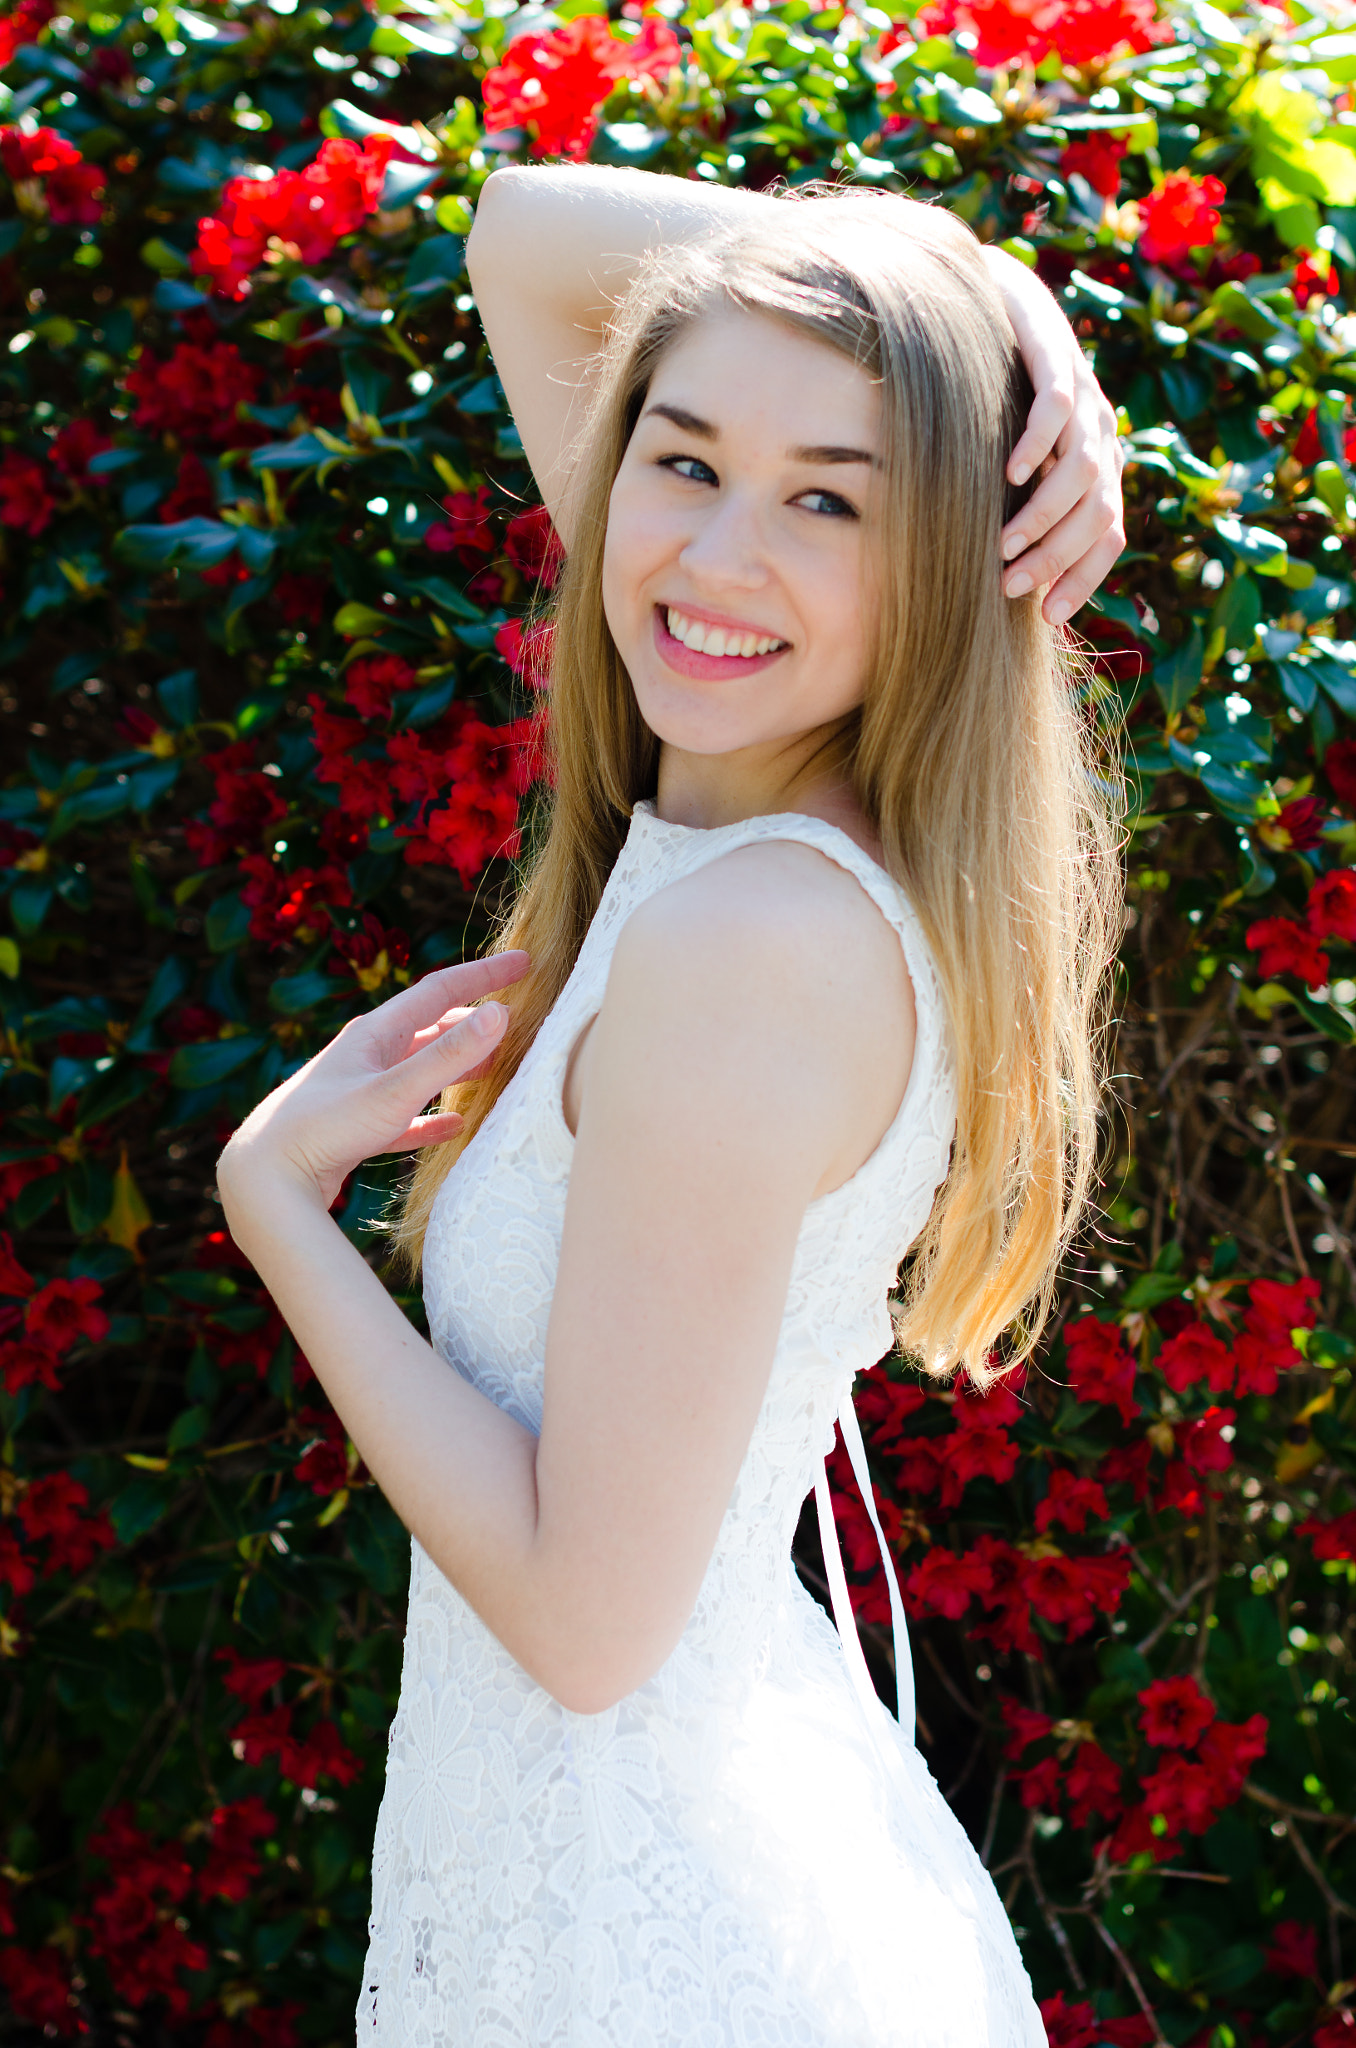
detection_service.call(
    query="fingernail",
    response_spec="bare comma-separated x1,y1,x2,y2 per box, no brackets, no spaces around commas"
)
1010,462,1030,486
1002,533,1026,561
472,1002,503,1038
1005,571,1033,599
1047,599,1072,625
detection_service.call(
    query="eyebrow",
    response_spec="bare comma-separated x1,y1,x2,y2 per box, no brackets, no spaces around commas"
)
642,402,878,468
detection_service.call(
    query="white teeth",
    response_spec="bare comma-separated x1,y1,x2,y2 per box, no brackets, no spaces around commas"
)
666,608,783,658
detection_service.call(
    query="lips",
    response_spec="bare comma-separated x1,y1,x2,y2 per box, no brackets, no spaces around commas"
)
651,605,791,681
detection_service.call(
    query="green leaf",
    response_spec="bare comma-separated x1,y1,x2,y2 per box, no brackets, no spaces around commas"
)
205,891,252,953
140,236,189,276
333,602,392,638
402,233,466,298
166,1405,211,1454
1212,516,1287,575
402,574,485,623
1153,623,1203,717
167,1035,265,1089
110,1473,174,1546
250,434,342,472
269,969,337,1015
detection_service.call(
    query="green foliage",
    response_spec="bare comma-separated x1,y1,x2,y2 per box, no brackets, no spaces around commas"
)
1,0,1355,2040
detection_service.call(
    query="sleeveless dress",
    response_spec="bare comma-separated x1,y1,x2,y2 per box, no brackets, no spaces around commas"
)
359,802,1046,2048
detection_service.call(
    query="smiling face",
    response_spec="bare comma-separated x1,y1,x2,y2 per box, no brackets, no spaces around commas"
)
600,309,882,773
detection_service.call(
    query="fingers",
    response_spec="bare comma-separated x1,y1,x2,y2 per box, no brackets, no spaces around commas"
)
1005,376,1076,489
1037,524,1127,627
398,997,511,1096
380,1111,466,1152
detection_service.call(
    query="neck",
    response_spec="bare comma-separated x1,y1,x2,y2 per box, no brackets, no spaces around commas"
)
654,722,856,832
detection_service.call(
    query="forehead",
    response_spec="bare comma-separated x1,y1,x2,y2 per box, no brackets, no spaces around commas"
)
644,308,880,445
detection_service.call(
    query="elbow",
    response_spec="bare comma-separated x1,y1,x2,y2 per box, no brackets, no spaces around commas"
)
529,1621,674,1718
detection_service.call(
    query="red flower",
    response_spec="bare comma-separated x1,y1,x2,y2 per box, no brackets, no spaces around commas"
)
0,1233,34,1299
1155,1457,1205,1518
1297,1509,1356,1562
937,1423,1018,1508
398,718,530,883
1138,1673,1215,1750
1022,1548,1130,1638
1309,868,1356,943
24,1275,108,1353
1137,173,1226,267
857,1375,930,1447
0,1338,62,1395
294,1404,350,1495
216,1646,288,1709
1249,1275,1320,1334
331,913,409,986
190,743,288,861
0,1527,35,1596
1065,1742,1123,1827
1245,915,1329,990
49,416,112,483
1294,409,1323,468
0,0,56,70
483,14,681,161
0,451,55,536
1326,739,1356,807
1000,1697,1053,1758
913,0,1051,65
1035,1468,1109,1535
1106,1799,1173,1864
1014,1752,1062,1811
1197,1711,1267,1800
905,1543,996,1619
1059,134,1128,199
1157,1319,1233,1395
426,485,497,564
192,135,395,300
0,824,40,871
0,124,105,223
1064,1316,1139,1423
345,653,417,722
284,1714,362,1789
1293,248,1340,308
273,572,327,627
1259,795,1326,853
1265,1918,1321,1979
967,1535,1040,1655
125,340,264,448
505,504,565,590
1177,1405,1235,1476
0,1946,78,2037
196,1795,276,1901
239,854,352,948
952,1363,1025,1430
18,1472,115,1576
1314,2014,1356,2048
495,616,555,690
1039,1992,1101,2048
82,1808,208,2016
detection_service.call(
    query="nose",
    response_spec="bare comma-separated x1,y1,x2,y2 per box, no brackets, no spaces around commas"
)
676,486,771,591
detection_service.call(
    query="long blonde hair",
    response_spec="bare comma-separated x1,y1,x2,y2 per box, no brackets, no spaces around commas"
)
395,189,1123,1379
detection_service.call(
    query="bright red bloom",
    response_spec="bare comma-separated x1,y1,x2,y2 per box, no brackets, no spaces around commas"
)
1039,1993,1101,2048
1309,867,1356,943
1064,1316,1139,1423
1138,1673,1215,1750
239,853,352,948
192,135,395,300
952,1363,1025,1430
1259,795,1326,853
294,1404,350,1495
891,1434,946,1497
1197,1711,1267,1799
966,1535,1040,1656
125,341,263,447
1106,1799,1173,1864
1313,2014,1356,2048
0,124,105,223
24,1275,108,1353
1155,1457,1205,1518
0,1946,78,2037
398,718,530,883
1326,739,1356,807
1022,1548,1130,1638
1297,1509,1356,1562
1245,915,1329,990
937,1424,1018,1509
1266,1918,1321,1979
216,1646,288,1709
1065,1742,1123,1827
1249,1275,1320,1334
1000,1697,1053,1758
1014,1752,1062,1811
233,1703,360,1786
426,486,497,564
1293,248,1340,308
916,0,1167,68
196,1795,276,1901
1059,133,1128,198
0,451,55,536
858,1376,930,1450
82,1807,207,2016
505,504,565,590
331,912,408,984
1137,173,1226,267
0,1233,33,1298
189,742,288,862
1177,1404,1235,1476
1157,1319,1233,1394
905,1543,996,1619
273,571,327,627
345,653,417,722
18,1472,115,1576
1035,1468,1109,1536
49,416,112,483
0,0,56,70
483,14,681,161
0,1338,62,1395
495,616,555,690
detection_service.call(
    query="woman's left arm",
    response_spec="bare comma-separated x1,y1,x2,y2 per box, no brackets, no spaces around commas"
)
982,244,1126,625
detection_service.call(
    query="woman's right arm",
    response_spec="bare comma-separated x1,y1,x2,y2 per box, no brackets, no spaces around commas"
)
466,165,763,542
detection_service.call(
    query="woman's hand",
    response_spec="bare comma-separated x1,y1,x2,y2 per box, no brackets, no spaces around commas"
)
217,951,531,1213
982,245,1126,626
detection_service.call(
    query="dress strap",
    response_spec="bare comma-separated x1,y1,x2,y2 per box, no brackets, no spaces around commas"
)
814,1383,917,1751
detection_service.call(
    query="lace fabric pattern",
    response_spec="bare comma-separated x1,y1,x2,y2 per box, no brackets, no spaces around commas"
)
359,804,1046,2047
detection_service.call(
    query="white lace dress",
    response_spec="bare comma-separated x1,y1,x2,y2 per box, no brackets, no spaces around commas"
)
359,803,1045,2048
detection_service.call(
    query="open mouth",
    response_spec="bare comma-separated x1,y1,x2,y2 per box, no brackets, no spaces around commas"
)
652,605,790,679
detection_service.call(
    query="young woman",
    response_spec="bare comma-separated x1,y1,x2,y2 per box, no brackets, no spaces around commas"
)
217,168,1124,2044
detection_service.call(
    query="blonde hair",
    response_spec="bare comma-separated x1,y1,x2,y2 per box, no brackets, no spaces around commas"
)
395,190,1123,1380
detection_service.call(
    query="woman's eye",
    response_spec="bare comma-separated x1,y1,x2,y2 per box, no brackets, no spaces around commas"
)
795,488,858,519
659,454,717,485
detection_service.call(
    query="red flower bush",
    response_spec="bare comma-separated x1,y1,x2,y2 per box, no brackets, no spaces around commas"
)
914,0,1165,70
0,0,55,70
125,341,263,448
505,504,565,590
1137,172,1226,266
1245,914,1330,990
344,653,417,721
482,15,682,160
426,485,497,563
196,1797,276,1902
49,417,111,484
1309,867,1356,943
1138,1673,1215,1748
82,1808,209,2018
1064,1315,1139,1422
495,615,555,689
192,136,395,300
0,124,105,223
1157,1319,1233,1393
25,1275,109,1352
1060,133,1129,198
0,452,55,536
0,1947,77,2037
1034,1468,1109,1534
1297,1508,1356,1561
